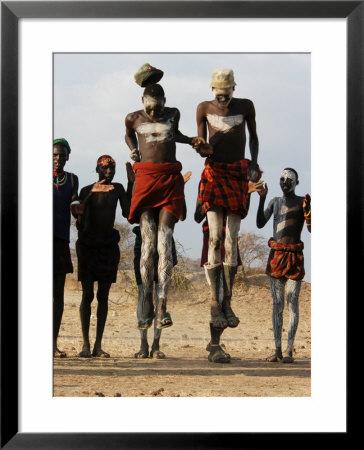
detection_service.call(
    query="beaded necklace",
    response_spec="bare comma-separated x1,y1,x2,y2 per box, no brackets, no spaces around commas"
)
53,171,67,190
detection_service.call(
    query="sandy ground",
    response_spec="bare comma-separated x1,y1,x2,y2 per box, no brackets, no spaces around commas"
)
54,270,311,397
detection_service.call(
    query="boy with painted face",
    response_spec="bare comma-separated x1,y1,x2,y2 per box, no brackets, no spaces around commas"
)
53,138,80,357
256,168,311,363
125,83,206,332
75,156,132,358
195,68,261,363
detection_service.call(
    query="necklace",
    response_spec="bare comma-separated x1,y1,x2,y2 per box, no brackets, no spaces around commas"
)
53,171,67,190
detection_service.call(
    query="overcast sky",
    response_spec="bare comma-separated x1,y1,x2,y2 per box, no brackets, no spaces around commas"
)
54,52,311,280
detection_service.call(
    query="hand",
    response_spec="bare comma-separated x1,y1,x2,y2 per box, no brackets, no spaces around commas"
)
197,143,213,157
91,179,115,193
256,181,268,197
71,203,85,215
191,136,206,149
130,149,140,162
183,171,192,184
248,180,264,194
247,161,259,182
125,162,135,184
303,194,311,214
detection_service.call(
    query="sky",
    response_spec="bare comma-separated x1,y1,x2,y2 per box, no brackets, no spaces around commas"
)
54,52,311,280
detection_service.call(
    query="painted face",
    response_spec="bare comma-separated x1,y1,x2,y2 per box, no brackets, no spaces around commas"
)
97,162,115,183
280,169,298,194
212,87,234,108
142,95,165,120
53,146,68,172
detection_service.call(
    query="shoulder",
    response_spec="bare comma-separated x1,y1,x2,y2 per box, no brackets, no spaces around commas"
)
112,182,126,193
80,184,93,196
125,110,142,125
166,106,180,117
197,101,211,112
234,98,255,110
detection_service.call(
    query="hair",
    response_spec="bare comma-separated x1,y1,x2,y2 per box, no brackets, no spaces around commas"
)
283,167,299,183
143,83,165,98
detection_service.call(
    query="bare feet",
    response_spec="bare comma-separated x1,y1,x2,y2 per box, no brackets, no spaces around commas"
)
266,348,283,362
150,345,165,359
134,345,149,359
54,347,67,358
207,344,230,363
211,303,228,329
92,348,110,358
222,304,240,328
282,350,294,363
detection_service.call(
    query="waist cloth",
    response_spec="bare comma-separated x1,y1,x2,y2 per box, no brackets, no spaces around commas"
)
266,239,305,281
76,229,120,283
128,161,185,224
198,158,262,219
53,237,73,275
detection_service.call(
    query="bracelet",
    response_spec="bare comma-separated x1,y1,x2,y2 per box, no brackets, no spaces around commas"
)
71,200,80,205
304,209,311,217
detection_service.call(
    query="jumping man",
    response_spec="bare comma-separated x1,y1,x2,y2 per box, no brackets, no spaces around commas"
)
125,81,206,332
195,68,261,363
256,168,311,363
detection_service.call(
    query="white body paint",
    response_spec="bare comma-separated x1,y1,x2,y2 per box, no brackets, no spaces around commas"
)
137,119,174,143
206,113,243,133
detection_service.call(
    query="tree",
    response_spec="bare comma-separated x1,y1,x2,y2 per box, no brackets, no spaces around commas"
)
238,231,268,276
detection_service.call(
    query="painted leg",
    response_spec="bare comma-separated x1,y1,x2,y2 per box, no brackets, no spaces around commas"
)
155,219,174,329
205,263,228,329
266,277,285,362
53,273,67,357
139,213,157,329
150,284,164,358
222,263,240,327
79,277,94,357
206,323,230,363
135,284,149,358
283,279,301,363
92,281,111,357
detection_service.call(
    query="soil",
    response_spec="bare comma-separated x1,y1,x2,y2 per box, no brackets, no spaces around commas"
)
54,269,311,397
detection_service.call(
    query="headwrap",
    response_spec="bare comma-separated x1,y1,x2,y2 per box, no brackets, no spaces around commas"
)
97,155,116,167
53,138,71,154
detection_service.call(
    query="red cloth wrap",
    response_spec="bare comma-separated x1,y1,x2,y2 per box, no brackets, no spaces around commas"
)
128,161,185,224
266,239,305,280
198,158,261,219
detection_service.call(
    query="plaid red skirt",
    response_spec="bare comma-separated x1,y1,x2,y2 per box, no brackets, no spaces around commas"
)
53,237,73,275
76,229,120,283
128,161,185,224
198,158,261,219
266,239,305,280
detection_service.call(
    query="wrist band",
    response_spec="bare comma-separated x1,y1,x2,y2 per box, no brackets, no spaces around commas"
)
71,200,80,205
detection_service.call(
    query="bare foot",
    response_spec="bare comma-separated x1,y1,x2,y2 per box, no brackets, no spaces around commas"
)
150,348,165,359
266,349,283,362
208,345,230,363
211,304,228,329
92,348,110,358
282,351,294,363
54,347,67,358
134,346,149,359
222,304,240,328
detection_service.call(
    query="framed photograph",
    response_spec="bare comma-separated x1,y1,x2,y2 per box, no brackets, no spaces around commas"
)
2,1,360,448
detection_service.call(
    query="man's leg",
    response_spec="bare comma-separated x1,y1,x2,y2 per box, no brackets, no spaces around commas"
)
283,279,301,363
79,275,94,357
150,284,164,358
222,212,241,327
266,276,285,362
53,273,67,357
139,210,157,329
155,209,176,329
205,207,227,329
92,281,112,357
135,284,150,358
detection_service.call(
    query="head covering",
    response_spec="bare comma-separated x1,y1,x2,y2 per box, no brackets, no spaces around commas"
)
134,63,164,87
210,69,236,89
97,155,116,167
53,138,71,154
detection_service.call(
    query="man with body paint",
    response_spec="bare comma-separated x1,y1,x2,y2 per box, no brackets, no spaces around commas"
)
125,83,207,331
195,68,261,363
256,168,311,363
53,138,80,357
75,156,132,358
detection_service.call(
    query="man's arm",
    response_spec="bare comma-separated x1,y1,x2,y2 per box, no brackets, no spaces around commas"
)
173,109,193,145
125,113,140,161
118,184,130,219
256,183,273,229
245,100,259,181
303,194,311,233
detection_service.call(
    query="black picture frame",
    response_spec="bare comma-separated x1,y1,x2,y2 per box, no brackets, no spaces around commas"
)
1,1,359,448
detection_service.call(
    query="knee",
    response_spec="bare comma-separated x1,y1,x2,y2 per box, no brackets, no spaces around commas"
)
209,235,222,252
81,290,94,305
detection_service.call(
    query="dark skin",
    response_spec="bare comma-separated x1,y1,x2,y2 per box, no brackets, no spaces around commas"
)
196,88,259,179
125,94,205,328
53,145,79,357
76,162,132,357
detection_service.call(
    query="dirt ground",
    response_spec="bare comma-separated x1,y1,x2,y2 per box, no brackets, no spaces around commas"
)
54,270,311,397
